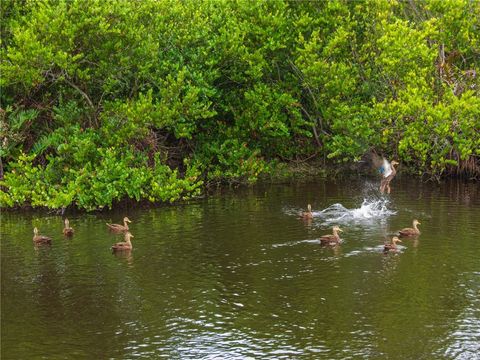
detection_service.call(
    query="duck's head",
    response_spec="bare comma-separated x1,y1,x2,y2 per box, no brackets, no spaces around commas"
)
307,204,312,212
391,160,399,166
124,217,132,223
413,219,421,226
64,218,70,227
125,232,134,241
33,227,38,235
392,236,402,244
332,226,343,232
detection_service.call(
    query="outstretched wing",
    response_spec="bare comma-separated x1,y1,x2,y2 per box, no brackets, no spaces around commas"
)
379,158,392,178
368,153,392,178
358,151,393,178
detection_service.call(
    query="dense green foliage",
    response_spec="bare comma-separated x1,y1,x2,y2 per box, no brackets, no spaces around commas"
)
1,0,479,210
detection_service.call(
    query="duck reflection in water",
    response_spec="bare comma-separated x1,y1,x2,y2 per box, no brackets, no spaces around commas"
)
380,249,401,282
112,248,133,265
330,243,343,257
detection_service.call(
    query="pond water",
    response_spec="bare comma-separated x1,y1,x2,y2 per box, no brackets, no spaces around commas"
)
1,178,479,359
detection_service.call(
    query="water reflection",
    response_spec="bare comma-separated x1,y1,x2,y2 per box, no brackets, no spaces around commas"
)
1,178,479,359
112,250,134,266
380,250,402,283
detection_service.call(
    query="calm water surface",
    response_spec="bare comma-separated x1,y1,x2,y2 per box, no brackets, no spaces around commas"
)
1,178,479,359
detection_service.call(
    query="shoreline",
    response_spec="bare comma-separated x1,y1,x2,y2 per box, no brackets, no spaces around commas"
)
2,162,477,213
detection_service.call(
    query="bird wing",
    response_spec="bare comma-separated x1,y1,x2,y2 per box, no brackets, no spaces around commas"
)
379,158,392,178
399,228,414,236
365,152,391,177
369,152,384,168
112,242,127,249
107,223,124,230
35,236,52,243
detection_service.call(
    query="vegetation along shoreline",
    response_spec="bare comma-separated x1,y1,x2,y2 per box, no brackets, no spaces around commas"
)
1,1,479,211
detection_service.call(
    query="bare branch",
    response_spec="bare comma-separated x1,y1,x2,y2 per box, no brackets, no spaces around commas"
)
62,75,95,110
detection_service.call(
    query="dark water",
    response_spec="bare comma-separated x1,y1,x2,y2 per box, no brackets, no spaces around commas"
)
1,178,479,359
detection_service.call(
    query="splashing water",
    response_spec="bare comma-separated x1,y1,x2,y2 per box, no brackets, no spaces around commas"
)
314,198,396,225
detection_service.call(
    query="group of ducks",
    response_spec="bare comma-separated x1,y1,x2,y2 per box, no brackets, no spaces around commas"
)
300,205,421,253
298,157,421,253
32,216,135,252
33,196,421,255
32,219,74,245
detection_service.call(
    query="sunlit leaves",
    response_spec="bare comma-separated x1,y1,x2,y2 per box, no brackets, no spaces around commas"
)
1,0,479,209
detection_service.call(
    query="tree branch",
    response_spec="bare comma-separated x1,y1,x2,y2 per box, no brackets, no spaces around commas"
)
63,76,95,110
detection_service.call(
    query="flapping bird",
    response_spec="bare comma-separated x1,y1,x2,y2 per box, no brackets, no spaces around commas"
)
361,152,399,194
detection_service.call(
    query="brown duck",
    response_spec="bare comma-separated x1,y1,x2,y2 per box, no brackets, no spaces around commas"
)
63,218,74,236
111,232,134,251
300,204,313,220
384,236,402,252
33,227,52,245
106,217,132,232
398,219,421,237
319,226,343,245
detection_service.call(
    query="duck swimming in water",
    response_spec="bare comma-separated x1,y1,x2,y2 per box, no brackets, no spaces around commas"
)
63,218,74,236
300,204,313,220
111,232,134,251
33,227,52,245
106,217,132,232
384,236,402,252
398,219,421,237
319,226,343,245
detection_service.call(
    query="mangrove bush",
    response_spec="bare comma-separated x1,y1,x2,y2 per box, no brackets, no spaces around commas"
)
1,0,479,209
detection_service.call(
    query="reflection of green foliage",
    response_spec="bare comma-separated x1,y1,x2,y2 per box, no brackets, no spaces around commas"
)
1,0,479,209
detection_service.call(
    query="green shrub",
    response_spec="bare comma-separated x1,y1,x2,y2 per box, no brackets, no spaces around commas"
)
1,0,479,210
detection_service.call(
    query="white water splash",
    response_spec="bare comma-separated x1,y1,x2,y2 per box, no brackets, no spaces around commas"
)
271,239,320,248
314,198,396,225
344,244,406,257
